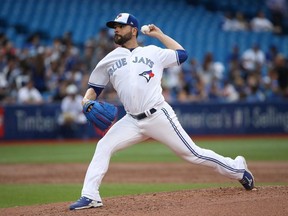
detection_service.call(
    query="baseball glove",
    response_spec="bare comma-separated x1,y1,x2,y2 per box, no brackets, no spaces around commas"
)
83,100,117,131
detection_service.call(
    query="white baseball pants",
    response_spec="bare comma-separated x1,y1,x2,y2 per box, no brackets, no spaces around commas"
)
81,102,246,201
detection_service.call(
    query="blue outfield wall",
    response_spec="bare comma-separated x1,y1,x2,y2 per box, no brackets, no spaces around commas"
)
173,102,288,135
0,101,288,142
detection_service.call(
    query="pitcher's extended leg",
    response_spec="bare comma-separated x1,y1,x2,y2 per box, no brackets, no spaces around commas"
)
81,115,148,201
145,104,245,180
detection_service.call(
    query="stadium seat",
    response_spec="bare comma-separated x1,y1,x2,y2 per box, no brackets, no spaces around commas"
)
0,0,287,64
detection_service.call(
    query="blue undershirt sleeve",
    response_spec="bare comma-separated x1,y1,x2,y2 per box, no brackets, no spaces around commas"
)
88,85,104,98
176,49,188,64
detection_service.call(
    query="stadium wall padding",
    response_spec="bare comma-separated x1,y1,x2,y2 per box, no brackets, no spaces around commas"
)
0,102,288,141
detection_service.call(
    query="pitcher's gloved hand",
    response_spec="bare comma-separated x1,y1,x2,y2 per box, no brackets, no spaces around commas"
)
83,100,118,131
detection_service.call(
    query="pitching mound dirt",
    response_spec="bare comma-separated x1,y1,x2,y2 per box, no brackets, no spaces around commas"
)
1,186,287,216
0,162,287,216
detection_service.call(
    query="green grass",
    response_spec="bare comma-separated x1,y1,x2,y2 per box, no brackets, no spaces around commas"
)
0,183,212,208
197,138,288,161
112,138,288,162
0,142,96,164
0,137,287,208
1,182,287,208
0,138,287,163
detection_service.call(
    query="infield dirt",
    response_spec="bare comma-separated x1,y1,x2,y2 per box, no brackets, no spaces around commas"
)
0,162,287,216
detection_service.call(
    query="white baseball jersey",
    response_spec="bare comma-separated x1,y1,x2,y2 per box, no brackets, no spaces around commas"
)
88,45,179,114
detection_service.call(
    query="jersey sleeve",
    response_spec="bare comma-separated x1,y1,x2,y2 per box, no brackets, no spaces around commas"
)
153,45,180,68
88,59,109,88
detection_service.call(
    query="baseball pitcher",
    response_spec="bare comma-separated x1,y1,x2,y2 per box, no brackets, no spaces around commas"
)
70,13,255,210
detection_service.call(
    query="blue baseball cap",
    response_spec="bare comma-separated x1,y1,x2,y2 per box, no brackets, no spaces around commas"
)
106,13,139,29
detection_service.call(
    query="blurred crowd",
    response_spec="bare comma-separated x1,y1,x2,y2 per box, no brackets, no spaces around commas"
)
163,6,288,104
0,28,116,105
221,8,288,35
163,43,288,104
0,13,288,106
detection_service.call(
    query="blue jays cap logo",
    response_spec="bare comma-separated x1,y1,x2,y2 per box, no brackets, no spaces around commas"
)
116,14,122,19
139,70,155,82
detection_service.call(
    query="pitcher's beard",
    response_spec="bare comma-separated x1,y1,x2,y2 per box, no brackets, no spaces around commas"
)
114,31,133,46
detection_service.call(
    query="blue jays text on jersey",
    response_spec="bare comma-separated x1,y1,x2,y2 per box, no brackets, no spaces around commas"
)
108,56,155,76
132,56,154,68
